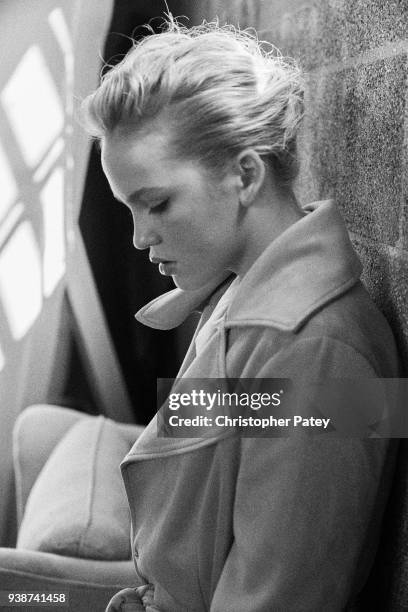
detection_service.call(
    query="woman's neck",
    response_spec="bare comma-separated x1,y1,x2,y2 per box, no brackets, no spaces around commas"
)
233,186,305,278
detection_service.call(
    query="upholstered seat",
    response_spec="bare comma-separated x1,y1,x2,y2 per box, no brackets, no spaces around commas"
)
0,405,144,612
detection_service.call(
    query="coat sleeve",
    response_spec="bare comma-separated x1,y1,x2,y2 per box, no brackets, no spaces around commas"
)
210,336,394,612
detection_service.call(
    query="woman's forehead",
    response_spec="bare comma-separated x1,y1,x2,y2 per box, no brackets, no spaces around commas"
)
101,123,212,202
101,122,175,183
105,119,172,157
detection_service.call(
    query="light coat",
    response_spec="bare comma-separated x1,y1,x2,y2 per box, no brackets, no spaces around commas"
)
121,200,400,611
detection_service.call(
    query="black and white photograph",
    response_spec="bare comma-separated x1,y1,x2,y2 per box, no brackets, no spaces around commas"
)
0,1,407,610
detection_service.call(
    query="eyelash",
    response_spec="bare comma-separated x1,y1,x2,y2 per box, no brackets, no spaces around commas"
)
150,199,169,213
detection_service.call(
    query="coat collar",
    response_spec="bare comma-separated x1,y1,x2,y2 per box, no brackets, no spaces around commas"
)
135,274,233,330
135,200,362,332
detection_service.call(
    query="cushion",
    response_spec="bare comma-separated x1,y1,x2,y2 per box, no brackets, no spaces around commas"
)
17,416,131,560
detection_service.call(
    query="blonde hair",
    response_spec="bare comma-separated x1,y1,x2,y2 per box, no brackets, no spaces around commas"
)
81,18,304,185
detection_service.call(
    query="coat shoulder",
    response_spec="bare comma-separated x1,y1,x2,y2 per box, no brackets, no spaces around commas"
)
225,281,399,379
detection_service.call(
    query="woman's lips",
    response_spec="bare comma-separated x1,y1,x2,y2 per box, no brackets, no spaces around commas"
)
149,256,177,275
158,261,177,275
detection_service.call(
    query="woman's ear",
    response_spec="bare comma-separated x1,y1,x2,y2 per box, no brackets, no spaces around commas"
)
236,149,266,207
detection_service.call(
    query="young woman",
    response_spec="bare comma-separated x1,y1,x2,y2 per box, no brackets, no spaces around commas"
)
82,19,399,612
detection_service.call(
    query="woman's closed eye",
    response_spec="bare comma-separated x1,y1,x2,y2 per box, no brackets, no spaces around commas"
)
149,198,169,214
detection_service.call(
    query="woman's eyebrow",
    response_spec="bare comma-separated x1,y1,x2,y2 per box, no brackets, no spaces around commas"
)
125,187,167,204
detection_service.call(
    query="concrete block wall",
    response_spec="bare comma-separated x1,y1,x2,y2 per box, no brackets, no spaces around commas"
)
185,0,408,374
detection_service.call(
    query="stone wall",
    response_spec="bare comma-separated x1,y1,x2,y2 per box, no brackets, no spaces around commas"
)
184,0,408,374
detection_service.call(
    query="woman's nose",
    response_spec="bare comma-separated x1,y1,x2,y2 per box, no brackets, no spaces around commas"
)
131,211,161,250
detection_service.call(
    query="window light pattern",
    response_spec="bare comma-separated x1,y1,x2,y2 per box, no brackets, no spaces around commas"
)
40,166,66,297
0,221,42,340
1,45,64,168
0,141,18,220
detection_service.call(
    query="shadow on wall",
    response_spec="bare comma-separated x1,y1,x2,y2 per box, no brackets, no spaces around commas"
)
0,0,80,548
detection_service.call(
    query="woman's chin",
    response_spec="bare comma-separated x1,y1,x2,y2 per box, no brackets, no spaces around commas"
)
171,273,211,292
172,270,232,292
171,274,200,291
